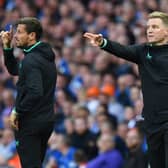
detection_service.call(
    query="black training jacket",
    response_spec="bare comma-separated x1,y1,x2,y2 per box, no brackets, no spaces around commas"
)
101,39,168,133
3,42,57,123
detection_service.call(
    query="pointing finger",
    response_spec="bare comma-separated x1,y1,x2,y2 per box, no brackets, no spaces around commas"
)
83,32,95,39
0,31,4,36
9,25,13,38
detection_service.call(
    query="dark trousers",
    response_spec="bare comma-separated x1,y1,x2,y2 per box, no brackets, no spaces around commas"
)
14,121,54,168
146,128,168,168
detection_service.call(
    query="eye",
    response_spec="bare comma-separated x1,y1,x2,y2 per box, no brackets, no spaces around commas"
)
152,25,159,29
16,29,20,33
146,25,151,30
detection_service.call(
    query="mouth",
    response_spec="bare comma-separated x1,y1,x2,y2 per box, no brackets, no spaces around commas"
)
147,35,154,38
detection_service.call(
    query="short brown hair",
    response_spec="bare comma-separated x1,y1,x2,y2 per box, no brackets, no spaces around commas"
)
148,11,168,26
16,17,43,40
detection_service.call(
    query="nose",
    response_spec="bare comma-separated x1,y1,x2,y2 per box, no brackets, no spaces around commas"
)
147,26,153,34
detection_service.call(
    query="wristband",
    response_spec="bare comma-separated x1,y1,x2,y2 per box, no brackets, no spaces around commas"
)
3,47,13,50
100,39,107,48
12,107,18,115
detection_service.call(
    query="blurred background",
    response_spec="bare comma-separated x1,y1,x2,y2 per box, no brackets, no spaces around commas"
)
0,0,165,167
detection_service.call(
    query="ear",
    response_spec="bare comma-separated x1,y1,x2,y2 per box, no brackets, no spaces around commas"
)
29,32,36,41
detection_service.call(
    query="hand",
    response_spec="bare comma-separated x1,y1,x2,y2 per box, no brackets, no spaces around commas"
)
0,25,13,49
10,108,19,130
83,32,104,46
45,157,57,168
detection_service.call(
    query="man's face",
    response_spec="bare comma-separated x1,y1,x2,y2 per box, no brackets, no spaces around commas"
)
97,134,114,152
14,24,30,48
74,118,87,134
126,129,141,149
146,18,168,45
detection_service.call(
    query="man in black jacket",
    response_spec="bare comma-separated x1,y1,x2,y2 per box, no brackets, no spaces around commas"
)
0,17,57,168
84,11,168,168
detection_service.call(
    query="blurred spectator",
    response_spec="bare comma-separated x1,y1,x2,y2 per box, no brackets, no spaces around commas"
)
98,89,124,122
46,134,77,168
124,106,136,129
129,86,142,104
69,117,98,160
76,106,90,119
95,104,118,132
7,153,21,168
86,86,100,115
124,128,148,168
64,117,74,136
99,120,128,158
1,89,15,128
0,128,16,161
0,155,13,168
117,121,129,141
115,75,132,107
74,150,87,168
45,157,57,168
87,133,123,168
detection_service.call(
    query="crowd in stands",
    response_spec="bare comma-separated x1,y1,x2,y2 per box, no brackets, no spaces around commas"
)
0,0,167,167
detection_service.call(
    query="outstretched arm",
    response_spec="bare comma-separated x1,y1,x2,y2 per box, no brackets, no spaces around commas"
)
83,32,140,64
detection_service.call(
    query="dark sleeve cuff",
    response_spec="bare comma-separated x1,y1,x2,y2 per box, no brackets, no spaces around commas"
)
3,48,14,55
100,39,108,48
15,107,22,115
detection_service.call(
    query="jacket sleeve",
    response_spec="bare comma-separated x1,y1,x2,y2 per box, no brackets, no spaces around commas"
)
3,48,19,75
100,39,141,64
16,57,43,113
